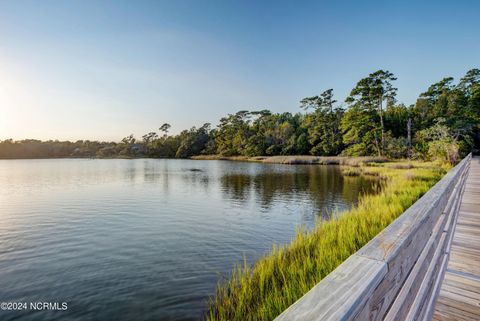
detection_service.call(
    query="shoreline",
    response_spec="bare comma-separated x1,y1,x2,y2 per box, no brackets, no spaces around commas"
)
0,155,389,166
190,155,388,166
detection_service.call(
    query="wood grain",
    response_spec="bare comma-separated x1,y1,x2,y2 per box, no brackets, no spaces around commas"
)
432,156,480,321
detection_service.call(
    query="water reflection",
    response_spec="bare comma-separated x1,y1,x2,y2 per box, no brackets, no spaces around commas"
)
0,159,376,321
219,165,375,219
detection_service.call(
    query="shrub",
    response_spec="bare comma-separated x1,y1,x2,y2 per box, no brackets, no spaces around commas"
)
384,133,409,159
414,121,460,164
427,139,459,164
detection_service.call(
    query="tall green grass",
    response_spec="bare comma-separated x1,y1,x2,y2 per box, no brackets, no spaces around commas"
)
206,161,448,321
191,155,387,165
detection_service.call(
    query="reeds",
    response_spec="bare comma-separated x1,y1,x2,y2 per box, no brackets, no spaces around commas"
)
191,155,387,165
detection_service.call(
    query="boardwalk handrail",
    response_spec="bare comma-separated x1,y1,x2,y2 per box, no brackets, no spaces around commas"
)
275,154,472,321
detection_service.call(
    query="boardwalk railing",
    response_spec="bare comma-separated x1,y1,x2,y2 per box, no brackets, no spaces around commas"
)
275,154,472,321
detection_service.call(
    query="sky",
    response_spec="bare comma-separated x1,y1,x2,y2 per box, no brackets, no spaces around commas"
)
0,0,479,141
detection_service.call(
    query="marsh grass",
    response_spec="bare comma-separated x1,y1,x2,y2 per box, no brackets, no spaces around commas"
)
191,155,387,165
340,166,362,176
206,161,447,321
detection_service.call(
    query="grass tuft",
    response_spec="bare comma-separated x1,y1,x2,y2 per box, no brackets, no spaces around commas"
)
340,166,362,176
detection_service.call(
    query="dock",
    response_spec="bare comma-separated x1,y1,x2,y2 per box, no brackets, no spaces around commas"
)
433,157,480,320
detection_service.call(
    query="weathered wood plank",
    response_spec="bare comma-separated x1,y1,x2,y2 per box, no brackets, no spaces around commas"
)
274,255,387,321
383,179,464,321
422,254,450,321
404,233,447,321
433,156,480,321
421,171,466,321
443,270,480,295
354,157,469,321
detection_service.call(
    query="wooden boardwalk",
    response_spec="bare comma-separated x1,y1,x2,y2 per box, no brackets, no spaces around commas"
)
274,155,473,321
433,157,480,321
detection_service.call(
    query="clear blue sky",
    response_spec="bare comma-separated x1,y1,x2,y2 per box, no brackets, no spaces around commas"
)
1,0,479,141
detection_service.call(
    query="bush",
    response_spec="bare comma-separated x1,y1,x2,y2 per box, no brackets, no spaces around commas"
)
414,121,460,164
384,133,409,159
340,143,370,156
427,139,459,164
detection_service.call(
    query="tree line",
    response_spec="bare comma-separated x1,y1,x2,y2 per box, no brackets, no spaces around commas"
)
1,68,479,162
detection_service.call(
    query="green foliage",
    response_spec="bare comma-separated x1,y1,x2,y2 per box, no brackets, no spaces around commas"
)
215,111,252,156
340,105,380,156
301,89,344,156
412,71,479,153
427,140,459,164
384,103,411,137
415,121,459,164
176,123,212,158
384,132,409,159
343,70,397,156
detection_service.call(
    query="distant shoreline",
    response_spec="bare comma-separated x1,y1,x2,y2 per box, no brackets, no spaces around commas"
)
0,155,388,165
0,156,136,160
190,155,388,165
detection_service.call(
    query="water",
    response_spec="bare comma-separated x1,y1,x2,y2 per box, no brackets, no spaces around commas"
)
0,159,376,321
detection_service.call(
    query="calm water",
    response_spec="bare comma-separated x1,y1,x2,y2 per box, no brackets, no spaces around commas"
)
0,159,375,321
